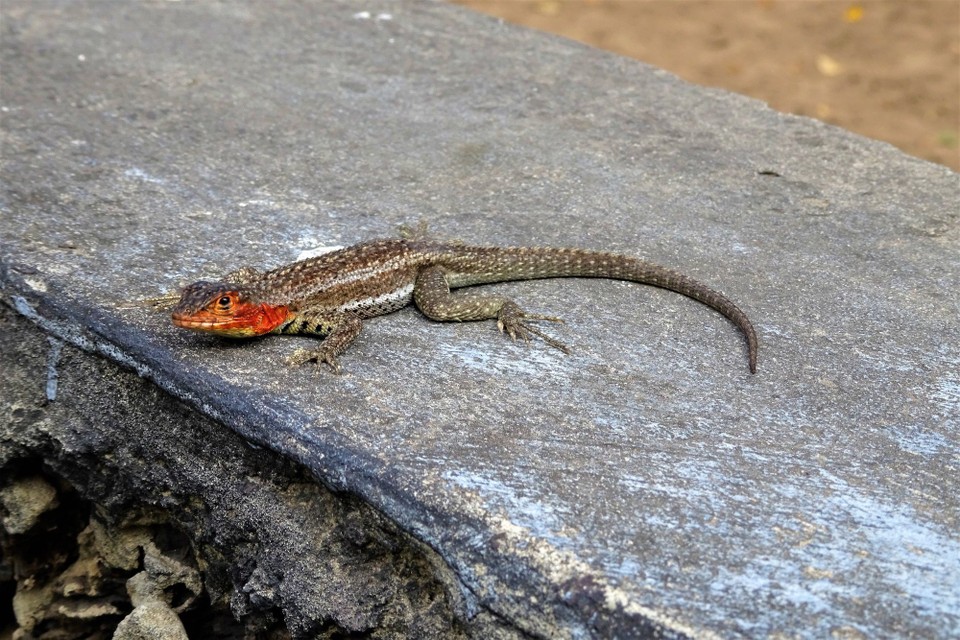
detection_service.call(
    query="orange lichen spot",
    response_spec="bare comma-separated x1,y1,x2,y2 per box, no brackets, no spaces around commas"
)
844,5,864,23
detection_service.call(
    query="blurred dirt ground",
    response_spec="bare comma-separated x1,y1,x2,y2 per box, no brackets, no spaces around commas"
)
454,0,960,172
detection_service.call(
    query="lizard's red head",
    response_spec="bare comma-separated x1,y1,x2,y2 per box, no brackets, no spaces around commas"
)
171,281,290,338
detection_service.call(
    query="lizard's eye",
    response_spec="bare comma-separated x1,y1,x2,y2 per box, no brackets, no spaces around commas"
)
218,296,231,307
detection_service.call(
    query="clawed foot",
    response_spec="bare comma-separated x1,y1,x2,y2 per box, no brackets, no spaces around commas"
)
287,346,343,374
496,302,570,353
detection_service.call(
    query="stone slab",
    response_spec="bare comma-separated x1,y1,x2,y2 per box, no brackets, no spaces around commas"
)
2,1,958,637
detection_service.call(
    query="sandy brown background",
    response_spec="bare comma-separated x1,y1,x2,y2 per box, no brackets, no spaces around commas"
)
454,0,960,172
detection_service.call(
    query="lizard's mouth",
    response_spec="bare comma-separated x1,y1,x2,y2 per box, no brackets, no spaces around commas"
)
171,312,261,338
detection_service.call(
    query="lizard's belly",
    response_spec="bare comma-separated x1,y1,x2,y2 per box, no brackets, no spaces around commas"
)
337,282,415,318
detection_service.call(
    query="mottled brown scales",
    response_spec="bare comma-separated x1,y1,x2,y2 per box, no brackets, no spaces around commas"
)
166,238,758,374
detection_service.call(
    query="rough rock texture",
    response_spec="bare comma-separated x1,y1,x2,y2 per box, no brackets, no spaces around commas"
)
0,476,59,535
0,307,513,638
113,601,190,640
1,0,958,638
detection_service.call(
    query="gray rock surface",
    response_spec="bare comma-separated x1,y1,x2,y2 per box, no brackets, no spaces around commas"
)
2,0,958,637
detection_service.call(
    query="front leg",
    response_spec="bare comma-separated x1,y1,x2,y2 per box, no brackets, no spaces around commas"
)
413,266,569,353
283,311,363,374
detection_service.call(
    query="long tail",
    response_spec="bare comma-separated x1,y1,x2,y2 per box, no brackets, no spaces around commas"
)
433,245,759,373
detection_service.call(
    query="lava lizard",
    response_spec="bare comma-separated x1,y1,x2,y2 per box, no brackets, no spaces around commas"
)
153,237,758,374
